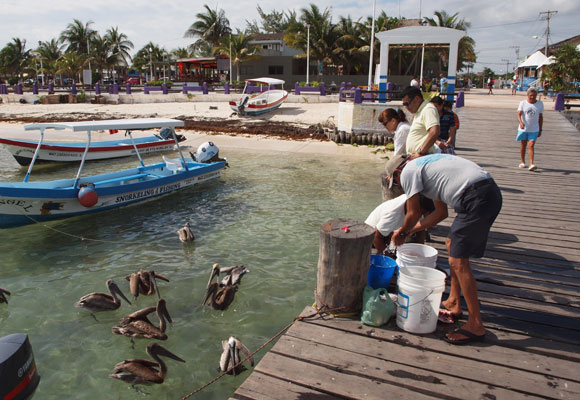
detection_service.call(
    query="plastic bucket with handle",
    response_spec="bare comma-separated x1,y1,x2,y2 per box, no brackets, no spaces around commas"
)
396,266,446,334
367,255,397,289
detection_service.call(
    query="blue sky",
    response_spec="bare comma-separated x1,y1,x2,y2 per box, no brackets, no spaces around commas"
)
1,0,578,73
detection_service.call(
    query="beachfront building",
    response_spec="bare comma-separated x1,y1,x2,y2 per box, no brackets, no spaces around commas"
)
175,56,230,84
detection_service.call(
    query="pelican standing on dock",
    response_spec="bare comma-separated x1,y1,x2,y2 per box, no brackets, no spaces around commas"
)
109,343,185,384
112,298,172,340
177,222,195,243
0,287,10,304
74,279,131,312
219,336,254,375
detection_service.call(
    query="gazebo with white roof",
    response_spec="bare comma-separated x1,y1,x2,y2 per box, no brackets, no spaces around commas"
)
376,26,466,101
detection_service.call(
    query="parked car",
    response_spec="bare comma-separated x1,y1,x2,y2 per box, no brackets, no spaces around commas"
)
103,78,124,85
125,77,141,85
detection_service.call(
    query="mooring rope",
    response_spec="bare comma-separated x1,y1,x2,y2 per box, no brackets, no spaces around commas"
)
12,206,141,245
180,303,348,399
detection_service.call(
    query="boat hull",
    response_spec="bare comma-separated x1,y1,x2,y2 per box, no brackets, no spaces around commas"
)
0,136,175,166
0,160,225,228
229,89,288,116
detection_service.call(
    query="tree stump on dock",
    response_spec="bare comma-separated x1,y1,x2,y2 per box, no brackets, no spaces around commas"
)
316,218,374,315
381,172,404,202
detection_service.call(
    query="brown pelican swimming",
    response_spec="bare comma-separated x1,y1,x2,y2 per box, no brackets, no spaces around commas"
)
0,287,10,304
202,283,237,310
74,279,131,312
207,264,249,287
109,343,185,384
112,298,172,340
177,222,195,243
219,336,254,376
125,270,169,298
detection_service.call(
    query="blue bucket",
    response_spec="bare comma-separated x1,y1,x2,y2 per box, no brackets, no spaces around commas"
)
367,255,398,289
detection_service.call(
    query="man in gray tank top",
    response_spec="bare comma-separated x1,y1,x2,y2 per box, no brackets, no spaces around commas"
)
385,153,502,345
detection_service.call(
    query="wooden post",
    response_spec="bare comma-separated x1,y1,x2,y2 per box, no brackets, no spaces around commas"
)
315,218,374,315
381,172,404,202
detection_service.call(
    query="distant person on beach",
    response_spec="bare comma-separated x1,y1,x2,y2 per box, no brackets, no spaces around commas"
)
487,76,494,95
410,76,420,89
517,88,544,171
365,194,435,255
430,96,456,154
439,74,448,94
401,86,440,158
378,108,410,157
386,153,502,345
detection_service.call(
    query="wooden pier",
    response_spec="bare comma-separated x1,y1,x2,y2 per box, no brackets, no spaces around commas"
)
232,105,580,399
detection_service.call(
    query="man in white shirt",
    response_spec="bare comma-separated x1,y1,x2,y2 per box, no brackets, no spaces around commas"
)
517,88,544,171
401,86,440,158
410,76,419,88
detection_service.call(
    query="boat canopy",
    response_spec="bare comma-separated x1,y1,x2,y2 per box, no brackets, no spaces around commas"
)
245,77,285,86
23,118,184,132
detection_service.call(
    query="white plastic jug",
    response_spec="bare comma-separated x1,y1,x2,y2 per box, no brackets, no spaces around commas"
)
396,266,446,334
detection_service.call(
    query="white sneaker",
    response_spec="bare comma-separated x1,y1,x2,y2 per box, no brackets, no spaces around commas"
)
529,164,537,171
518,163,526,168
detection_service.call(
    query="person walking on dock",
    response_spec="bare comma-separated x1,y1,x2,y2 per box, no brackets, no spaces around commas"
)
517,88,544,171
385,154,502,345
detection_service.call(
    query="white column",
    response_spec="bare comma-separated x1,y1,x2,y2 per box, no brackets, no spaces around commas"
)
447,39,459,100
378,41,389,102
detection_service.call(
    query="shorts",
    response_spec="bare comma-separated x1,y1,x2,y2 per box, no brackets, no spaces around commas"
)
516,130,539,141
448,179,502,259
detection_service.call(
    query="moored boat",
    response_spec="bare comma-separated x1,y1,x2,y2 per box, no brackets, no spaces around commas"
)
229,77,288,116
0,131,180,166
0,118,227,229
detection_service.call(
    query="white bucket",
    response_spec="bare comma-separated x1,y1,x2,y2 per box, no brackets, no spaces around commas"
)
396,266,446,334
396,243,438,269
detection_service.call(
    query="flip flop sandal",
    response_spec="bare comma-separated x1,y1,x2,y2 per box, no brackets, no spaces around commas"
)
438,309,462,324
444,328,485,345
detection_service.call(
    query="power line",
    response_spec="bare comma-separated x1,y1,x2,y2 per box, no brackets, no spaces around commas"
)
469,19,539,30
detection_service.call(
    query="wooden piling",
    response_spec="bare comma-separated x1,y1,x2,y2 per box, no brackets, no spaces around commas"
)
315,218,374,314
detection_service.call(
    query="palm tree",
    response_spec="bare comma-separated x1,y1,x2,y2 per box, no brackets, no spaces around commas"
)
60,19,97,55
37,39,64,83
423,10,476,72
170,47,192,60
90,34,113,80
132,43,164,81
57,52,86,84
105,27,133,79
358,11,400,70
334,16,365,74
0,38,30,82
285,4,338,78
214,30,260,81
184,5,231,51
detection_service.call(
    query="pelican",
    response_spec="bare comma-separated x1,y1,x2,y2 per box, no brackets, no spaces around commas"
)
219,265,249,287
125,270,169,298
113,298,172,340
177,222,195,243
219,336,254,376
0,287,10,304
74,279,131,312
109,343,185,384
202,283,237,310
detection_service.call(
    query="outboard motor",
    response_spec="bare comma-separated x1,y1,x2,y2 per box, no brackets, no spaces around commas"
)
0,334,40,399
158,127,186,143
237,94,250,114
190,141,228,167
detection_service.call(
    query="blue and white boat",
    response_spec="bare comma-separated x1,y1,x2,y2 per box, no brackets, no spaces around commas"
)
0,118,227,229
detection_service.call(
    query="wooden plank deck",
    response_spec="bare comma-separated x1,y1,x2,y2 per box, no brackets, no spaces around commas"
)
232,106,580,399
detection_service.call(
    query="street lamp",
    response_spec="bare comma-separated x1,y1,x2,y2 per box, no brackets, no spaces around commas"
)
229,33,232,84
306,25,310,85
149,46,153,81
367,0,377,90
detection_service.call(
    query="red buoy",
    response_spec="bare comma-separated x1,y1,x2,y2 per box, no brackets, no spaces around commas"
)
78,184,98,207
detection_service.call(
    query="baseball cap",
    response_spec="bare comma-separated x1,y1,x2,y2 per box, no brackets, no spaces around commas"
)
384,154,408,188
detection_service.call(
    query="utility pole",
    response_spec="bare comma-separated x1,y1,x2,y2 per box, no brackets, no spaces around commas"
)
539,10,558,56
306,25,310,85
501,59,511,78
510,45,520,64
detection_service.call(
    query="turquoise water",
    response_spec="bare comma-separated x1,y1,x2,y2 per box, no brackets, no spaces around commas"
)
0,146,383,399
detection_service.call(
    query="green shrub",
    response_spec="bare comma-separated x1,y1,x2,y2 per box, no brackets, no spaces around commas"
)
147,80,172,88
77,90,86,102
299,81,321,87
8,77,18,85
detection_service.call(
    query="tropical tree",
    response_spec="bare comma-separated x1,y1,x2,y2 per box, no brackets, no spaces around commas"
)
423,10,476,73
245,6,297,34
36,39,64,82
89,34,113,80
56,52,86,83
285,4,338,77
358,11,400,72
184,5,231,51
334,16,365,74
214,30,260,81
0,38,31,82
104,26,134,79
132,43,166,80
170,47,192,60
544,44,580,91
60,19,97,55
